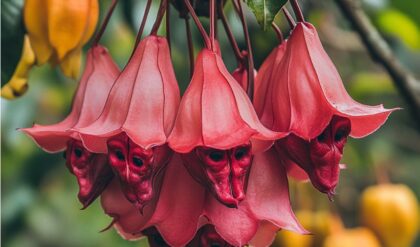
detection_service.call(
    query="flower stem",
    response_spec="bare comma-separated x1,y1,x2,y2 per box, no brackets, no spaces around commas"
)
183,0,211,49
271,22,284,43
290,0,305,22
219,0,243,64
93,0,118,46
210,0,216,51
282,8,296,28
235,0,254,100
151,0,168,35
135,0,152,46
185,17,194,77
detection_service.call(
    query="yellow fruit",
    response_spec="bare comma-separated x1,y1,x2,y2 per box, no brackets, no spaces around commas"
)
323,227,381,247
360,184,419,247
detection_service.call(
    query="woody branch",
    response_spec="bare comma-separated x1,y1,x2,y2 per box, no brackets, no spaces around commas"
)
335,0,420,129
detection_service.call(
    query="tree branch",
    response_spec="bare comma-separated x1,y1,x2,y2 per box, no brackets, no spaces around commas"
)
335,0,420,128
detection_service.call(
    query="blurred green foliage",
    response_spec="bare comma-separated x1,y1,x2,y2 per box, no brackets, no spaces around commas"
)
2,0,420,246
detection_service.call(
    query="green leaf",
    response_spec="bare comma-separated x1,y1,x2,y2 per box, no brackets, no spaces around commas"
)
244,0,288,30
1,0,25,85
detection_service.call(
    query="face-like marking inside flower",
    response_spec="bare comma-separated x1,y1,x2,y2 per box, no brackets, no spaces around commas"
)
275,115,351,197
65,139,113,209
181,144,252,207
107,133,171,211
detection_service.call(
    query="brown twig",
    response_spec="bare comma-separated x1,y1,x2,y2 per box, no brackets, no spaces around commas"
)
183,0,211,49
335,0,420,129
235,0,255,100
150,0,168,35
135,0,152,46
93,0,118,45
219,0,243,63
271,22,284,43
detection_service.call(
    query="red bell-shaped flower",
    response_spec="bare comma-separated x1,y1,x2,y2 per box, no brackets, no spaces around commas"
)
254,22,397,195
78,35,180,153
78,35,180,211
168,48,286,206
21,45,119,152
101,153,306,247
267,22,396,139
169,48,282,152
21,45,119,208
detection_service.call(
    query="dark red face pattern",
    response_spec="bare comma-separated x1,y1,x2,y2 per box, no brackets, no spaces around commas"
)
65,140,113,208
181,144,252,207
107,133,171,211
276,116,351,196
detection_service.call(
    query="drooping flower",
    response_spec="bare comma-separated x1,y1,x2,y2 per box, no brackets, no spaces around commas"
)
168,47,287,207
1,35,36,99
254,22,397,195
101,152,306,246
275,116,351,195
24,0,99,78
78,35,180,211
65,139,113,208
21,45,120,207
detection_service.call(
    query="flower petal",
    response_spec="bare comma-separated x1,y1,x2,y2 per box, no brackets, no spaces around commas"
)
271,22,396,139
169,49,285,153
249,221,279,247
147,154,206,246
21,45,119,152
204,195,258,246
79,36,179,153
254,42,288,130
100,179,155,236
246,148,307,234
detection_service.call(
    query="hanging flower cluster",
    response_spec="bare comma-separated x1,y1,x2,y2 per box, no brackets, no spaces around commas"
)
21,0,396,246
